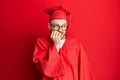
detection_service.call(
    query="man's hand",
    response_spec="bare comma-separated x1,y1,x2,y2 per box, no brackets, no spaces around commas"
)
50,30,64,51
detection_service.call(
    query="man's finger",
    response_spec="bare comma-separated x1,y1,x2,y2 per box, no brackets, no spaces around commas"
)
50,31,54,39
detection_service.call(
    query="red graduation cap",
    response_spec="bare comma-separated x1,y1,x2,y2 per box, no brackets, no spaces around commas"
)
44,5,71,27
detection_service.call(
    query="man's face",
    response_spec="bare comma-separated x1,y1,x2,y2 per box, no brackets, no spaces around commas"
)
49,19,67,35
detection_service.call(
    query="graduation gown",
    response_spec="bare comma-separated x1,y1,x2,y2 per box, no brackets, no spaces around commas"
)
33,36,93,80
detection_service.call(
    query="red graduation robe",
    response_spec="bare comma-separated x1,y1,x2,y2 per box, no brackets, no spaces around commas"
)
33,36,93,80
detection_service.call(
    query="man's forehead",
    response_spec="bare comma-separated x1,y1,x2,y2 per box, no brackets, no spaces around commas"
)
50,20,67,24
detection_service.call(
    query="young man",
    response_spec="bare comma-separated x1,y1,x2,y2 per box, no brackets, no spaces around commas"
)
33,5,93,80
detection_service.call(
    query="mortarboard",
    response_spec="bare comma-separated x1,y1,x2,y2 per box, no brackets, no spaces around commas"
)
44,5,71,27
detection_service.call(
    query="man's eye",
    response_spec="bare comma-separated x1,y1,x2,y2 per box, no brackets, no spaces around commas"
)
57,25,60,27
52,25,56,27
51,25,57,27
62,25,67,27
53,25,59,28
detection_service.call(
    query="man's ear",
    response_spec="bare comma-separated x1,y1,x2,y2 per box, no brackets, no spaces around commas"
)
48,23,51,29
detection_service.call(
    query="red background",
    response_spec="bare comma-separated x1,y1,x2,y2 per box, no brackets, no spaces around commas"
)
0,0,120,80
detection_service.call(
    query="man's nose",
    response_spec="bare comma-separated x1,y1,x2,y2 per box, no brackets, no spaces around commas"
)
58,27,63,31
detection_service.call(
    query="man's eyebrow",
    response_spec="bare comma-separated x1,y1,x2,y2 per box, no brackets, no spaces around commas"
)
51,23,67,25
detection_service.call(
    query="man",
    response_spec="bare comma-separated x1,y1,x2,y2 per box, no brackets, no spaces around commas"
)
33,5,93,80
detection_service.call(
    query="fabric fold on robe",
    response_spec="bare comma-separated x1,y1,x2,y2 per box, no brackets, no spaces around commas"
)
33,36,94,80
78,43,94,80
33,37,64,78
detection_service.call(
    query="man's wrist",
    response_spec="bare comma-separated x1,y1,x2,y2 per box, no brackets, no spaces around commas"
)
54,44,59,52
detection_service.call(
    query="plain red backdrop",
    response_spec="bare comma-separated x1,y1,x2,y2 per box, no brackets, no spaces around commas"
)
0,0,120,80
